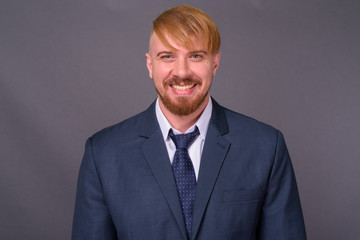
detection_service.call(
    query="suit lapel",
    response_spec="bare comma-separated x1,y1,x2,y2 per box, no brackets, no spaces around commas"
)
139,102,188,240
191,99,231,240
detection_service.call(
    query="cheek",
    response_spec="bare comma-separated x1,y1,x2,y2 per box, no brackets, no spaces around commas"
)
153,64,172,79
195,65,214,81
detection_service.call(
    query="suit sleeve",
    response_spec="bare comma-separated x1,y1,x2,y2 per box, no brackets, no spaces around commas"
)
257,131,307,240
72,138,117,240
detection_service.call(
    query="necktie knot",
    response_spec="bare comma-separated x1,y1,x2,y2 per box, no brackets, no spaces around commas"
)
169,126,200,150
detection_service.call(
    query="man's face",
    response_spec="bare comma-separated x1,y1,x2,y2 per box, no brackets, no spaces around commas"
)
146,33,221,116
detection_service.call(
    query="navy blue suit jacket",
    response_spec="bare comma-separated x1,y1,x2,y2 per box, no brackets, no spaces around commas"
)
72,99,306,239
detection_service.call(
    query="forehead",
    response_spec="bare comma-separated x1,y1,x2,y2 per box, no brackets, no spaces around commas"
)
149,32,207,53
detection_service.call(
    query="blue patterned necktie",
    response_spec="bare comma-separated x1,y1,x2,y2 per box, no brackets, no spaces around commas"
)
169,126,200,238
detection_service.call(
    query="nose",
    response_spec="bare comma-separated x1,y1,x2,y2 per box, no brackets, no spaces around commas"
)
173,57,190,79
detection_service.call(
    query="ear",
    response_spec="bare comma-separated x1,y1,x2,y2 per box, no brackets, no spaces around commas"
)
212,52,221,76
145,53,153,78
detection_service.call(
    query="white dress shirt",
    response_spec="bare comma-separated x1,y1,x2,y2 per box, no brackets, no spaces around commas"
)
155,98,212,181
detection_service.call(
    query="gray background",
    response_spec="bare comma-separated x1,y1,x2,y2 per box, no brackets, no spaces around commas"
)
1,0,359,239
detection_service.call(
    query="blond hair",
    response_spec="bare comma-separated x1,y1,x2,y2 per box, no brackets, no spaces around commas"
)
152,5,221,54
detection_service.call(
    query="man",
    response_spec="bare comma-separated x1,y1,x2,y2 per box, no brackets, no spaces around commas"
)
72,5,306,240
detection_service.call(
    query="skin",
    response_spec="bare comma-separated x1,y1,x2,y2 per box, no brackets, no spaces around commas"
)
146,32,221,133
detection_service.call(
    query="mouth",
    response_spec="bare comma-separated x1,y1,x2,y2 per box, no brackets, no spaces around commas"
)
170,84,196,91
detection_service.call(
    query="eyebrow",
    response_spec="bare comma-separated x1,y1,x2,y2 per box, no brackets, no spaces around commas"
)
156,51,173,57
156,50,208,58
189,50,208,55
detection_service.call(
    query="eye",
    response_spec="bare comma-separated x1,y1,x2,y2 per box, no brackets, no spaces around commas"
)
160,55,175,62
190,54,203,61
160,55,173,59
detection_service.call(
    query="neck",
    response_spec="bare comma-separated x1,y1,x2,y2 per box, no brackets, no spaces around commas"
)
159,97,209,133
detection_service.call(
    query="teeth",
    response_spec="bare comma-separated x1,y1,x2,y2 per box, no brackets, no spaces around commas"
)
172,84,195,91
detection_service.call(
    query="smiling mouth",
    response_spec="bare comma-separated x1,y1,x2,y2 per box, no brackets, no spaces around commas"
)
170,84,196,91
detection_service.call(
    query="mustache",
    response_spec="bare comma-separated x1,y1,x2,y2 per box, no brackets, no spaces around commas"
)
164,76,201,86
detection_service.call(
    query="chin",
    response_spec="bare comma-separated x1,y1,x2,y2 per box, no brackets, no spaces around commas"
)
162,94,208,116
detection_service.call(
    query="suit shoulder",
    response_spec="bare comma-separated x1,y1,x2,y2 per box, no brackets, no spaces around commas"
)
218,106,287,154
89,109,148,145
222,106,279,137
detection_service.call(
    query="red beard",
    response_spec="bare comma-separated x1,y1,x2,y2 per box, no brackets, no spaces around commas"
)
155,76,209,116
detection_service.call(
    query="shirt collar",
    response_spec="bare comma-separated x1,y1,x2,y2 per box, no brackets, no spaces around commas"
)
155,97,213,141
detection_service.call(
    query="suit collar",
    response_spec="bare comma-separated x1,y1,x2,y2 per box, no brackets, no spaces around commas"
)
209,97,229,135
138,100,159,138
